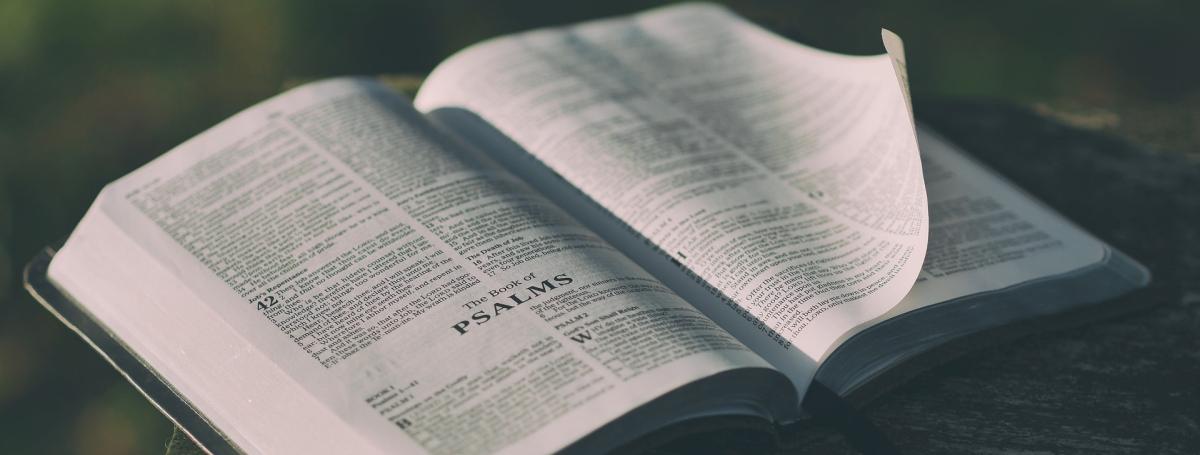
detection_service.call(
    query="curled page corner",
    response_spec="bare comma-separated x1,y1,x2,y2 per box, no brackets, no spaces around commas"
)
881,29,915,127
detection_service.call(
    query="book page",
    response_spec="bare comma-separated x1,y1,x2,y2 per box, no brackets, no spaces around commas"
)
415,3,928,398
68,78,790,454
811,128,1140,394
896,128,1111,311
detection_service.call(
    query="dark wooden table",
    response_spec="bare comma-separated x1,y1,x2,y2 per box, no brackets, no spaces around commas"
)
165,100,1199,454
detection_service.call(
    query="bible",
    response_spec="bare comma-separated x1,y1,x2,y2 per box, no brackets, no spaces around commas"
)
27,4,1148,454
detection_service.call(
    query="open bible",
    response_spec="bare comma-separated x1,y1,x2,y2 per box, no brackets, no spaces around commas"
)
30,4,1148,454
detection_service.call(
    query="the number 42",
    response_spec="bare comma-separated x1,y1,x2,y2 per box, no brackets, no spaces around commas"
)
256,295,278,311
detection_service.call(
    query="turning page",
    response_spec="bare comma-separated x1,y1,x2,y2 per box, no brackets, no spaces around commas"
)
809,128,1150,397
50,78,792,454
416,3,928,397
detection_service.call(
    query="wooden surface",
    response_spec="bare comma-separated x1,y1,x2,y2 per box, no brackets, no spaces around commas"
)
165,101,1199,454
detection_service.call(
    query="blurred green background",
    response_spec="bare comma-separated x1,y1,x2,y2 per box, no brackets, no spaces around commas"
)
0,0,1197,453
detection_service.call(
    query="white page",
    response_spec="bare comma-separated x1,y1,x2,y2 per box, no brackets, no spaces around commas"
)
51,202,388,455
416,4,928,397
808,129,1116,358
60,77,783,454
895,128,1108,312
